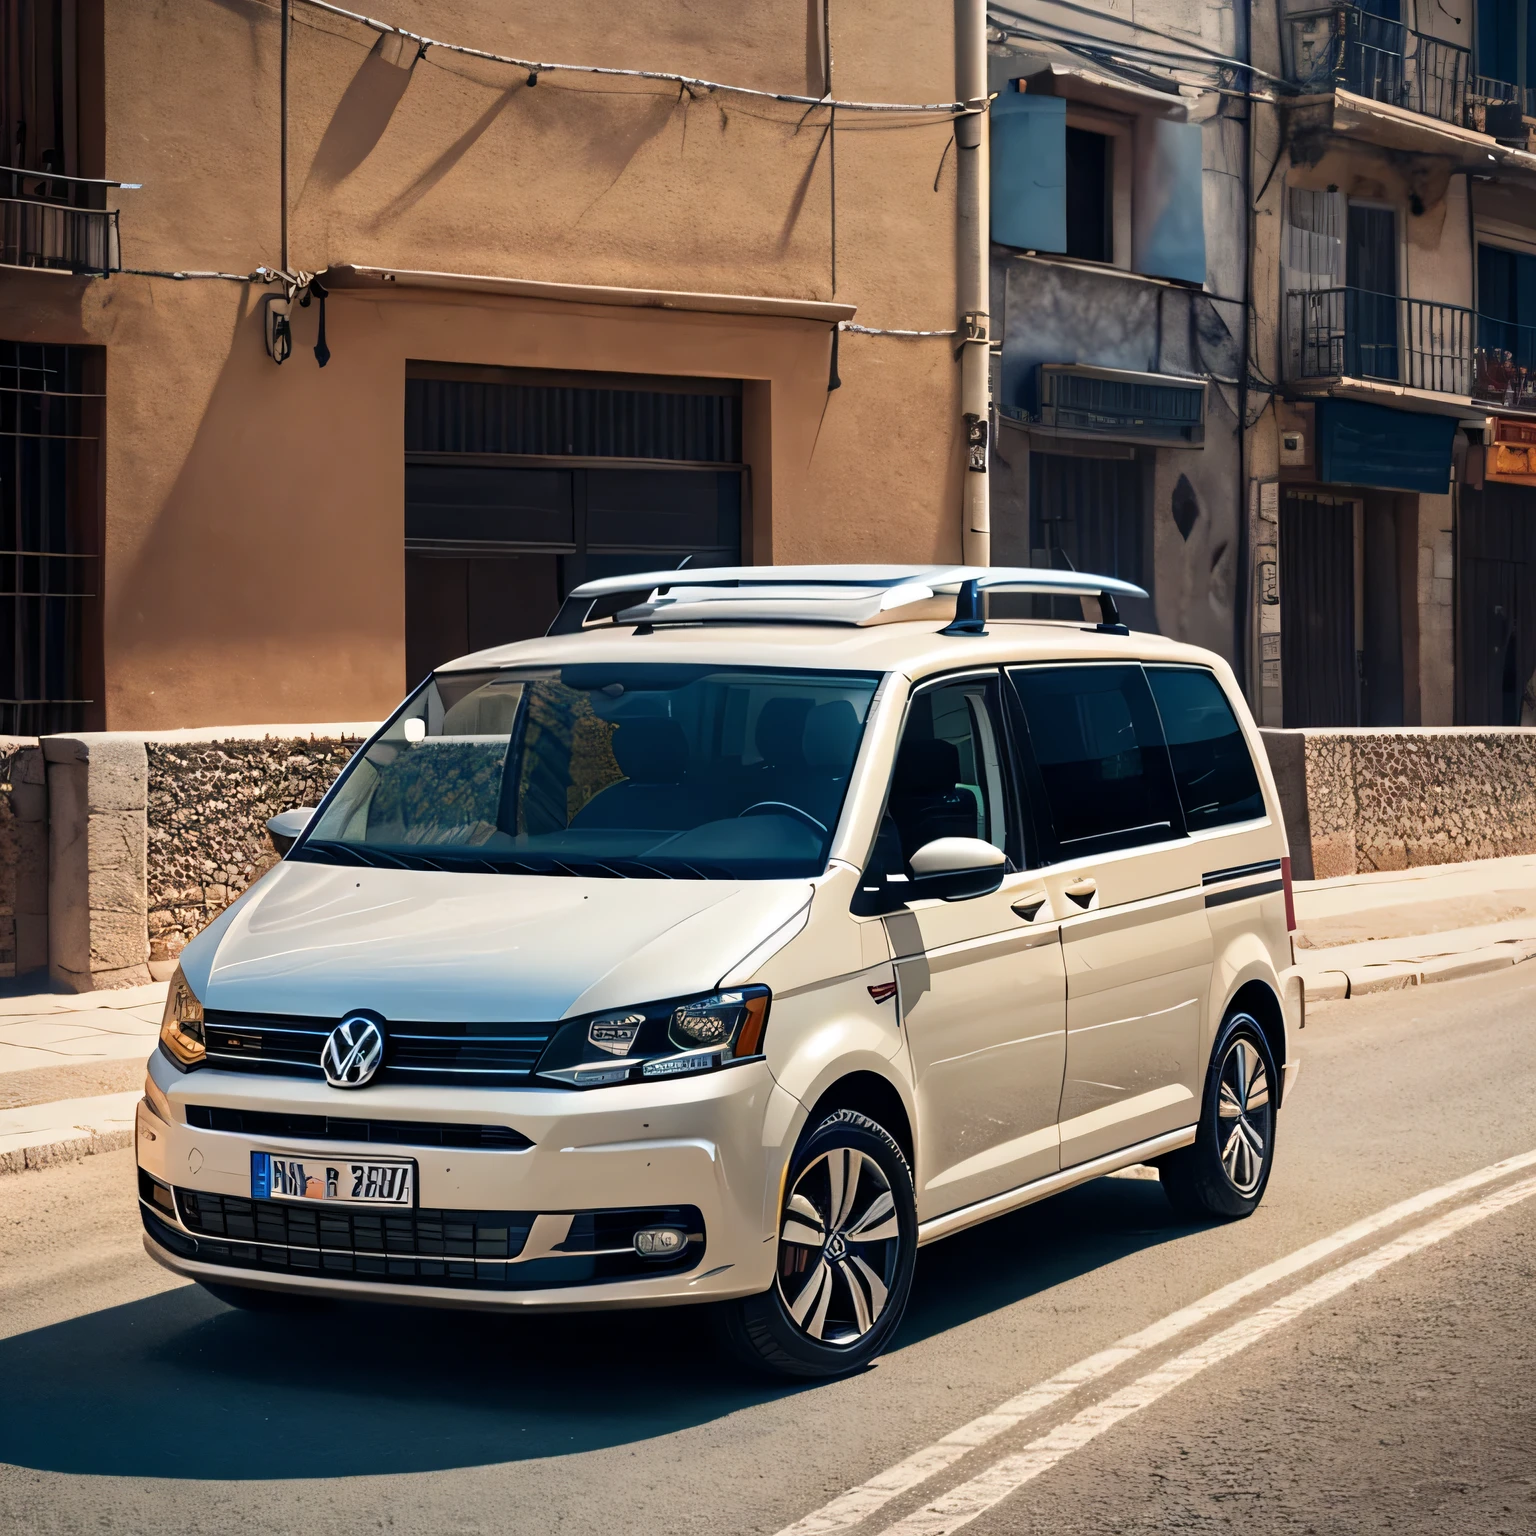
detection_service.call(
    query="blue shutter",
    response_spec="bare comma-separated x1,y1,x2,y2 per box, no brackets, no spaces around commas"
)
991,93,1066,254
1133,118,1206,285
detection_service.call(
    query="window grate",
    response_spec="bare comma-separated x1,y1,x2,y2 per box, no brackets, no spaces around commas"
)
0,341,100,735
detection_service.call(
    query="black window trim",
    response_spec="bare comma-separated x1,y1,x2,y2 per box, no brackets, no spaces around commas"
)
1003,659,1191,867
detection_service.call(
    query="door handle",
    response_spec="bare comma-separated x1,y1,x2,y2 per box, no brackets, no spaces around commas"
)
1064,876,1097,908
1011,890,1048,921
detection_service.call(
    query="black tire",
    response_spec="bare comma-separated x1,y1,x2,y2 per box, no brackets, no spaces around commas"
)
716,1108,918,1379
1159,1012,1278,1221
199,1280,331,1314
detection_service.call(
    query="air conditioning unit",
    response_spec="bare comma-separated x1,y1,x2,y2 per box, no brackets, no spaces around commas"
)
1035,364,1206,447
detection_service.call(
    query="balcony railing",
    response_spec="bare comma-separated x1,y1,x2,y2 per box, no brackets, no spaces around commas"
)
1286,7,1474,130
0,168,121,276
1474,314,1536,408
1286,287,1472,394
1466,75,1534,142
1411,32,1470,124
1288,7,1405,106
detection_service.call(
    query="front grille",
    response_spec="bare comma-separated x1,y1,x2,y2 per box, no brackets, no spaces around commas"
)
201,1010,559,1087
143,1175,704,1290
184,1105,534,1151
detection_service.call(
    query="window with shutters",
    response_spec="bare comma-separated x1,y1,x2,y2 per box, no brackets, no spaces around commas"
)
991,84,1205,286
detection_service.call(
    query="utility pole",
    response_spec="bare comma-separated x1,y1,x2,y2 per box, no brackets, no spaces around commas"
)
955,0,990,568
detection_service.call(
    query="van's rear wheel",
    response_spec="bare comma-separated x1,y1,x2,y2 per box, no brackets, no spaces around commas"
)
717,1109,917,1378
1160,1012,1277,1221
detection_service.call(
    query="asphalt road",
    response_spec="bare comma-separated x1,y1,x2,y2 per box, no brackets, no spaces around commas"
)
3,963,1535,1536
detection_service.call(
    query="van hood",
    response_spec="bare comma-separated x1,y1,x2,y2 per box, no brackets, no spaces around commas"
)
190,861,813,1023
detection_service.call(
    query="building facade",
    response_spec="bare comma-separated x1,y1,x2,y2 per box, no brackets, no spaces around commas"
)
7,0,1536,734
986,3,1247,662
2,0,967,730
985,0,1536,728
1254,0,1536,729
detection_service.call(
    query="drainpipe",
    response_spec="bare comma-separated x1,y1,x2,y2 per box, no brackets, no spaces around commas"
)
956,0,991,567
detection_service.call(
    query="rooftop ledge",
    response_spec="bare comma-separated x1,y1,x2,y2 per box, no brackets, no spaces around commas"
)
324,264,856,324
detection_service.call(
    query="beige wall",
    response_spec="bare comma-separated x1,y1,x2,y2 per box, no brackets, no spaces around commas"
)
2,0,963,728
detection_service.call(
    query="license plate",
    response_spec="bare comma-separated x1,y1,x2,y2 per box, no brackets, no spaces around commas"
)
251,1150,416,1207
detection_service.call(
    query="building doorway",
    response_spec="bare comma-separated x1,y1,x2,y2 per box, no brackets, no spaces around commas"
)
1457,482,1536,724
1280,487,1407,726
404,366,746,684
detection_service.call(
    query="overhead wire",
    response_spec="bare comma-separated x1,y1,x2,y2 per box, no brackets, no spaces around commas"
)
988,1,1292,90
295,0,977,115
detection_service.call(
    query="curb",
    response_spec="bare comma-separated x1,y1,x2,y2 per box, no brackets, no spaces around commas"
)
1303,942,1536,1003
0,1125,134,1176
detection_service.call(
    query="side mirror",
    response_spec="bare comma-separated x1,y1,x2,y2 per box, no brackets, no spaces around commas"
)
266,807,316,855
908,837,1007,902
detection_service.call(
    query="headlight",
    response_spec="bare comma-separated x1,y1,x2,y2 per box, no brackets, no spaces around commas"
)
159,966,206,1070
535,986,770,1088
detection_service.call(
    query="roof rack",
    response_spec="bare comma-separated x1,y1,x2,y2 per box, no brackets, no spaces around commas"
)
546,565,1148,636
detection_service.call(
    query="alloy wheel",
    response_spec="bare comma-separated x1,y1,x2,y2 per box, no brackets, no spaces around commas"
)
776,1146,903,1345
1216,1035,1272,1195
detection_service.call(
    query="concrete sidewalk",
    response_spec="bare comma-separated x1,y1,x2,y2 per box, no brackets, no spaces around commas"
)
0,979,166,1173
1292,855,1536,1000
5,852,1536,1175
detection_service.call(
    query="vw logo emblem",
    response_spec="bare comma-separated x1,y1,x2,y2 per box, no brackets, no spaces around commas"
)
321,1015,386,1089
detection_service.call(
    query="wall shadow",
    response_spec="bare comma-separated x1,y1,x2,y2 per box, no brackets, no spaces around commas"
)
304,38,416,196
0,1175,1196,1482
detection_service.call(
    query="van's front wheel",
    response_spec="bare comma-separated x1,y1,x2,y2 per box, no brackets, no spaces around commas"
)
717,1109,917,1378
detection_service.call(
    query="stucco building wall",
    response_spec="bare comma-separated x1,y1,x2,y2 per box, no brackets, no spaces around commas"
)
3,0,965,730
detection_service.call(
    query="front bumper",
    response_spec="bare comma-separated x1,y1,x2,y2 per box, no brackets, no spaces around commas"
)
136,1047,801,1311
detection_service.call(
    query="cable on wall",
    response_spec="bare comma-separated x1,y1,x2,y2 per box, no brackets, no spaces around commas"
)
296,0,977,115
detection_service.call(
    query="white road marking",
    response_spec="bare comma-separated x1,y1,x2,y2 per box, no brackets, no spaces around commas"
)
776,1145,1536,1536
876,1172,1536,1536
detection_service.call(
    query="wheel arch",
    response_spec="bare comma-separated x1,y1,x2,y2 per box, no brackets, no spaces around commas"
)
803,1069,915,1169
1226,978,1288,1107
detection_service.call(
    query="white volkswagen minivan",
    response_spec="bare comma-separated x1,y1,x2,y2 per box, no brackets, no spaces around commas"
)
137,566,1301,1378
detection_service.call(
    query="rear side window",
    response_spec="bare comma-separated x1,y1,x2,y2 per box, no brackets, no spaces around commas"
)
1147,667,1265,832
1009,665,1183,857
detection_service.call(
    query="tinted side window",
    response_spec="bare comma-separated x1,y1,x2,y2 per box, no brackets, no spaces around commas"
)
1147,667,1265,832
1009,665,1183,857
884,677,1015,864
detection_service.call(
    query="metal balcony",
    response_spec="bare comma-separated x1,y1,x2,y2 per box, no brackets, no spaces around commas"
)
1286,7,1472,130
0,167,121,277
1286,287,1472,395
1474,314,1536,409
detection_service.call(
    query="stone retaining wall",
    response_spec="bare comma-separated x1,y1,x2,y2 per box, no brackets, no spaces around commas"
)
21,726,376,990
147,736,364,967
0,738,47,979
1260,728,1536,880
3,721,1531,987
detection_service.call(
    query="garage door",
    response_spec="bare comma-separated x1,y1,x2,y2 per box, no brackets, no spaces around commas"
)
404,367,745,683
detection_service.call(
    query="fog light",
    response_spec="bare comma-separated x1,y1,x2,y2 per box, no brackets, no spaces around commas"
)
634,1226,687,1258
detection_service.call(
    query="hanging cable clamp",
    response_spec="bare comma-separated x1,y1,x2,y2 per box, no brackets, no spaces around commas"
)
954,311,989,361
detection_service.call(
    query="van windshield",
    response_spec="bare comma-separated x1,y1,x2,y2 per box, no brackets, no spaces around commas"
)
296,664,883,880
